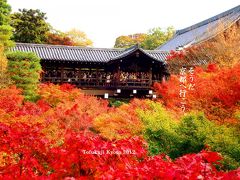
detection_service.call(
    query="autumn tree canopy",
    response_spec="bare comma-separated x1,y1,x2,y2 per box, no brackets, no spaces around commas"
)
9,9,93,47
142,27,175,50
114,33,147,48
46,29,75,46
114,27,175,50
10,9,50,44
0,0,11,25
46,29,93,47
65,28,93,47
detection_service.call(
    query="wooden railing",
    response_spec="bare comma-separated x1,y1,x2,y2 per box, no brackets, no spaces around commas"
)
42,77,153,89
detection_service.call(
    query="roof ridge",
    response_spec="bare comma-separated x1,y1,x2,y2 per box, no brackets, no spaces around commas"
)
176,5,240,35
110,44,139,60
15,43,124,51
145,50,169,53
122,44,139,52
109,44,167,62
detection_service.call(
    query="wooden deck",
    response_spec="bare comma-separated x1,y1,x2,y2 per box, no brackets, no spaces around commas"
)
42,77,157,98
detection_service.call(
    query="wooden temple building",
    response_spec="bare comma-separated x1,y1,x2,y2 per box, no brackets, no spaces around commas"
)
12,43,169,97
11,6,240,97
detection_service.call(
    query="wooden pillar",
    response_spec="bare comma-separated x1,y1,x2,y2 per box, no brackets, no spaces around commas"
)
160,64,163,82
149,65,152,86
78,67,81,86
117,62,121,87
61,65,64,83
96,67,99,86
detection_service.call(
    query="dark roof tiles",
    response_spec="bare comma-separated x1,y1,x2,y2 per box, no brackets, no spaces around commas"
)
12,43,169,63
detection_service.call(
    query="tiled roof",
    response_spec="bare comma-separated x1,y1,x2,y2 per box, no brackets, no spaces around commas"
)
145,50,170,62
12,43,169,63
157,5,240,51
110,44,169,62
12,43,123,63
110,44,140,61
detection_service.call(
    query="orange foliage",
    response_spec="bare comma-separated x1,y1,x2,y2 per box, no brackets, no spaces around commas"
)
0,86,24,113
38,83,82,107
93,99,149,140
47,32,75,46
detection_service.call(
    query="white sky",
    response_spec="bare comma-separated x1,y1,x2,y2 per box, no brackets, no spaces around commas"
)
8,0,240,48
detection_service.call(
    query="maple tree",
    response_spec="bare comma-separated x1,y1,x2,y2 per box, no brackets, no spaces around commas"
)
46,30,75,46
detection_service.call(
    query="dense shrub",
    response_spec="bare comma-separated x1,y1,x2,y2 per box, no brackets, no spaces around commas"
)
136,103,240,170
177,112,240,169
7,51,42,101
136,100,180,156
108,98,128,107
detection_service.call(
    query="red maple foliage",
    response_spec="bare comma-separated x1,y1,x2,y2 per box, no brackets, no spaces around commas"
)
0,83,239,178
0,122,239,179
154,63,240,123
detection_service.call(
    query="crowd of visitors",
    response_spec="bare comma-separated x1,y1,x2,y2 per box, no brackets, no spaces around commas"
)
43,69,152,86
119,72,149,82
